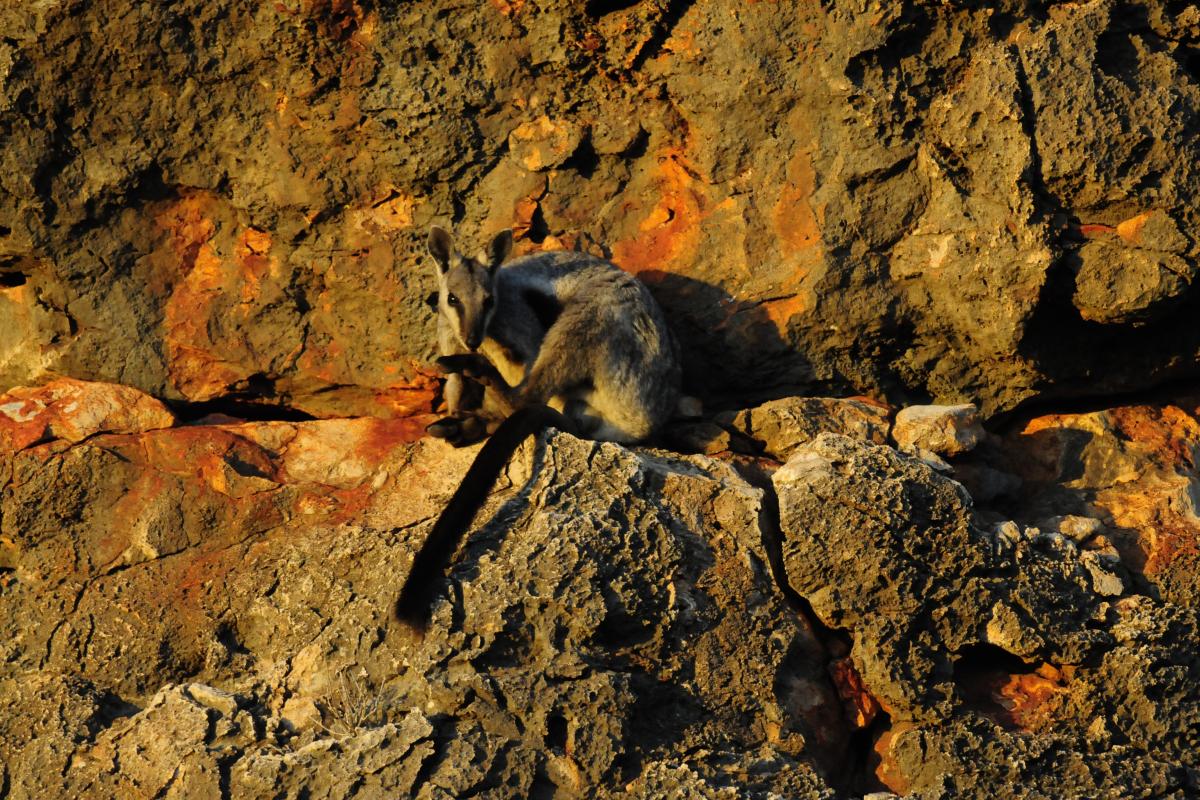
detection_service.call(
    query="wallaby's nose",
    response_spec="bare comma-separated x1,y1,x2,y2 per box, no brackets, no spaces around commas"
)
466,334,481,350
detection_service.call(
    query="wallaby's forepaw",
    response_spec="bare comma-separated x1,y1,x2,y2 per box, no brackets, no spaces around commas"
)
437,354,502,385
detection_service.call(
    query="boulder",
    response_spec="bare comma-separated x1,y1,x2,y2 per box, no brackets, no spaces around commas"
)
773,433,1199,797
892,403,985,458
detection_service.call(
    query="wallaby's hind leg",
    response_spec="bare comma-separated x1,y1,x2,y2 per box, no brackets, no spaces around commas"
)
427,372,467,441
557,394,643,443
510,307,598,408
437,353,503,382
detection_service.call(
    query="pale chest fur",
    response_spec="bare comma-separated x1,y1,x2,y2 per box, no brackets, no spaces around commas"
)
478,338,528,389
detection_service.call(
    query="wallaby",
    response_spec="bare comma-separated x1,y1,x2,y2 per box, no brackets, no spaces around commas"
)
396,225,684,631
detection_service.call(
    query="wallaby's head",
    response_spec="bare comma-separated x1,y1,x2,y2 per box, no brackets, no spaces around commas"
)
427,226,513,351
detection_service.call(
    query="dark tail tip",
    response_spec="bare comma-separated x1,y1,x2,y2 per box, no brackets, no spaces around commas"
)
391,405,568,636
394,579,435,634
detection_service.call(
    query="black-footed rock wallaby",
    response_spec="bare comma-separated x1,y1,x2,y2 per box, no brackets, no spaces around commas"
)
396,225,685,632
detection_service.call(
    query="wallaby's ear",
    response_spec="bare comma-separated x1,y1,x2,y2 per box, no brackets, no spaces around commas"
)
488,229,513,270
427,226,453,273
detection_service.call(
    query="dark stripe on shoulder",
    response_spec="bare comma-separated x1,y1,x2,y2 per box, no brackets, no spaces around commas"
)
523,288,563,331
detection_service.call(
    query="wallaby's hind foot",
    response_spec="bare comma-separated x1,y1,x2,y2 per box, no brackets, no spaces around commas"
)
425,414,490,447
425,416,461,440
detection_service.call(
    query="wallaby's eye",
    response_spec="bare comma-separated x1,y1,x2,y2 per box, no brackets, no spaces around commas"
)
447,294,460,307
482,296,494,311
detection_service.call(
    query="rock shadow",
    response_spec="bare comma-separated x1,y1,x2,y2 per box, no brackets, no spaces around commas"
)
1015,247,1200,416
637,270,820,412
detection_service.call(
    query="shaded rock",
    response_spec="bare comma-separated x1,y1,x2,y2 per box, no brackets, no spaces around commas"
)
998,401,1200,607
773,433,1199,796
949,462,1022,505
892,403,984,457
663,418,736,455
1072,238,1194,325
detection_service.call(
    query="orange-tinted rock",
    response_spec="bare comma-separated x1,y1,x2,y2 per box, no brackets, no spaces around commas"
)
958,658,1072,732
1,403,443,589
829,656,881,729
992,664,1072,731
1005,401,1200,605
508,116,584,171
871,721,915,796
157,191,261,401
0,378,175,450
141,188,439,419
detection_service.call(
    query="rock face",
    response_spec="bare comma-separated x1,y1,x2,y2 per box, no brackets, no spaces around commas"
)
1,380,851,798
4,0,1200,796
3,381,1198,797
3,1,1200,415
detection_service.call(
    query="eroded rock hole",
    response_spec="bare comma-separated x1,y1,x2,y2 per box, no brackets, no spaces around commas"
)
0,271,27,288
1095,28,1140,77
954,642,1031,677
545,713,568,753
1182,47,1200,83
562,137,600,179
952,642,1035,729
526,203,550,244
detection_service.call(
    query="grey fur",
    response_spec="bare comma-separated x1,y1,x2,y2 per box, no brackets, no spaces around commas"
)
427,227,681,443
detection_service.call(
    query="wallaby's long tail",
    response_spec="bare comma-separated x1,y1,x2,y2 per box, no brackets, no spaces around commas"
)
395,405,571,633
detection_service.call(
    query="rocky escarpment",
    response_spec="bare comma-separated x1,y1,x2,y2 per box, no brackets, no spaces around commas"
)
4,0,1200,796
2,380,1198,798
3,0,1200,417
